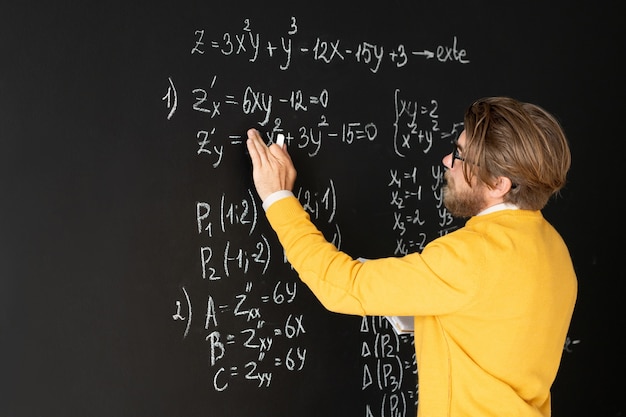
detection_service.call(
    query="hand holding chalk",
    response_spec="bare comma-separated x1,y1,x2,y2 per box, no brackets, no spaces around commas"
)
246,129,296,202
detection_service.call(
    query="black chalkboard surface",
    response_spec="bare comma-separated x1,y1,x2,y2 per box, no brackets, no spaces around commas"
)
2,1,624,416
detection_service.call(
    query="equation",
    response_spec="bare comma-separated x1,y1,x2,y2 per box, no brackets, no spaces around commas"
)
163,75,462,170
164,13,468,417
360,316,417,416
171,178,339,391
190,17,470,72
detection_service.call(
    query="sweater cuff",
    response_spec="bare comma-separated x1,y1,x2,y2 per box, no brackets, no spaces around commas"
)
262,190,295,211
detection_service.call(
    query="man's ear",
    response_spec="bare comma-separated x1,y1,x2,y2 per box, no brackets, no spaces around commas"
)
488,176,515,199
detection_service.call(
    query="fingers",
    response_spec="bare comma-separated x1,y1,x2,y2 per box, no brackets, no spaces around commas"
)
246,128,267,167
246,128,289,164
246,128,264,148
245,128,295,201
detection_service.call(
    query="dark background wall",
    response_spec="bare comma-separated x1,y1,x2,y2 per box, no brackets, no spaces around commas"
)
1,1,623,416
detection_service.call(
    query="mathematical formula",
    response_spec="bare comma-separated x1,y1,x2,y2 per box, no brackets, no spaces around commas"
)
190,17,470,72
165,15,469,416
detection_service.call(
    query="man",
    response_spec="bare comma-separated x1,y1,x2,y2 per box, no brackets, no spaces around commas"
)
245,96,577,416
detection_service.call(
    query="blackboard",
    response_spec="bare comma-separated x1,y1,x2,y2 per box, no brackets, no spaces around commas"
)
2,1,624,416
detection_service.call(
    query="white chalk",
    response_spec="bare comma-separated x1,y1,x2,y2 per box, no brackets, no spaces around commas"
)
276,133,285,148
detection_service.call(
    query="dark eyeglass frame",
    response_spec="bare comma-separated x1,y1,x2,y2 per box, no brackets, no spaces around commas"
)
451,141,465,168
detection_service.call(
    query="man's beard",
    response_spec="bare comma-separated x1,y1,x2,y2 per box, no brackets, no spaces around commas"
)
442,172,487,218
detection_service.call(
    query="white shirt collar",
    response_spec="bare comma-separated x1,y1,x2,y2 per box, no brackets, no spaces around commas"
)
477,202,520,216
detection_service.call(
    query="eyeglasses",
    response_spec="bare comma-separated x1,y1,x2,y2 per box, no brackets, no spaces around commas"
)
451,141,465,168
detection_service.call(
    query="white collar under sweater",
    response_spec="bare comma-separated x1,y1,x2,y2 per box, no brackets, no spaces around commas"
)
477,202,520,216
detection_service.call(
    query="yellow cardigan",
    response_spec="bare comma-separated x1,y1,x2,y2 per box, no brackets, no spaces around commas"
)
265,195,577,417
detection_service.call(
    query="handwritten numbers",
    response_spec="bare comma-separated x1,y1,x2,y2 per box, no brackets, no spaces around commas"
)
168,17,469,398
162,77,177,120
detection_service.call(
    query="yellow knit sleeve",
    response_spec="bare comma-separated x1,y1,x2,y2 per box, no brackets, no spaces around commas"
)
265,196,480,316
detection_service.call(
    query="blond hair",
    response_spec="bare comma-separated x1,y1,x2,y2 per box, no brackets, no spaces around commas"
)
461,97,571,210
